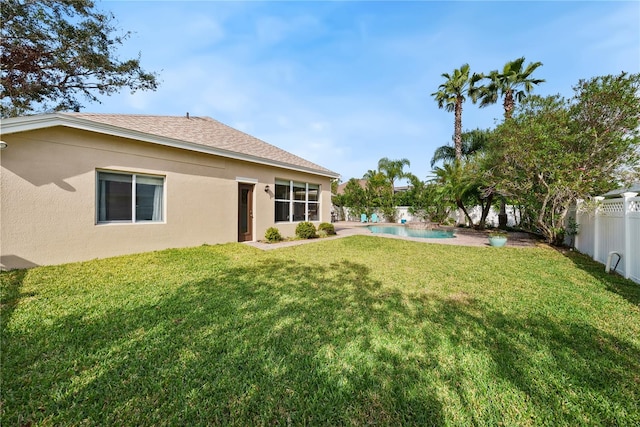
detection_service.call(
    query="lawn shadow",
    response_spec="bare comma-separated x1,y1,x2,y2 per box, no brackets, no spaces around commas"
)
3,258,444,425
424,296,640,425
3,254,639,425
560,248,640,306
0,269,32,327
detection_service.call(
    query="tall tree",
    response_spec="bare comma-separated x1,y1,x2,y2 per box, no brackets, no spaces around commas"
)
431,64,483,161
341,178,368,219
491,72,640,244
363,169,390,213
377,157,411,195
477,57,545,119
374,158,410,222
476,57,544,227
1,0,159,117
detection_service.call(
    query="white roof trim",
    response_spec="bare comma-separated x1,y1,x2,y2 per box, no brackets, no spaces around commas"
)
0,114,340,179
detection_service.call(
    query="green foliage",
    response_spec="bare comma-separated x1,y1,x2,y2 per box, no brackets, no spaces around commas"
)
363,169,390,210
404,175,449,223
431,160,488,227
264,227,282,243
428,128,497,229
476,56,545,119
1,0,159,117
430,128,491,167
295,221,317,239
341,178,367,217
2,239,639,425
317,222,336,236
491,72,640,244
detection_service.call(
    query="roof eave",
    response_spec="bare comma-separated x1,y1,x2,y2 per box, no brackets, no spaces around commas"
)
0,114,340,179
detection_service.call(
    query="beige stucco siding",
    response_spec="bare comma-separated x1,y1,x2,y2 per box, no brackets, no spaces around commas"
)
0,127,332,269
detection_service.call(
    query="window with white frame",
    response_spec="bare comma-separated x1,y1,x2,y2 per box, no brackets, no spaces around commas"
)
97,171,164,223
275,179,320,222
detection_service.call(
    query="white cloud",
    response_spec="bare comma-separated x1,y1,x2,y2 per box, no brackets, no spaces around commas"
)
88,0,638,183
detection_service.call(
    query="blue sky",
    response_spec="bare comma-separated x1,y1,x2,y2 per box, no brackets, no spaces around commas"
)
92,1,640,183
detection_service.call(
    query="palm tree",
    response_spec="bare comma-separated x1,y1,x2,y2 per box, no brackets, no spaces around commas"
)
377,157,411,194
477,57,544,227
430,128,490,167
431,161,477,227
477,57,545,119
432,64,483,161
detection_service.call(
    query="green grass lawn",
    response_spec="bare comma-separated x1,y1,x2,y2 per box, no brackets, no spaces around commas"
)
2,236,639,426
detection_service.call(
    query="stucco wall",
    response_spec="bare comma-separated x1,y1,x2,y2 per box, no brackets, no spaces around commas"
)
0,127,332,269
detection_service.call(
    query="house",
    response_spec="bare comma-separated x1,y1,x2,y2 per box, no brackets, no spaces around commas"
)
600,182,640,198
0,113,339,270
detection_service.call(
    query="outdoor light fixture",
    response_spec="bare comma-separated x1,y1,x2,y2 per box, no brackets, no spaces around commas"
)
0,141,7,150
264,185,270,193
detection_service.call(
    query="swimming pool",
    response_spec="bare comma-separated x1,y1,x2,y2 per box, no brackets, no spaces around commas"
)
368,225,455,239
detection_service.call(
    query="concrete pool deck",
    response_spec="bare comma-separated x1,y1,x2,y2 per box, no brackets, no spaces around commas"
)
245,222,541,250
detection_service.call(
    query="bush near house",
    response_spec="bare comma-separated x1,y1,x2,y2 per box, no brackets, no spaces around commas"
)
295,222,317,239
264,227,283,243
317,222,336,236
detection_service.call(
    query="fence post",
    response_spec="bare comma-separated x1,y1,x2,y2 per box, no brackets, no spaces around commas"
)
593,196,605,262
622,192,638,280
574,199,583,250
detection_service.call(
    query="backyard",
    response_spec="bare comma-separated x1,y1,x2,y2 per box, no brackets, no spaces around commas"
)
2,236,639,426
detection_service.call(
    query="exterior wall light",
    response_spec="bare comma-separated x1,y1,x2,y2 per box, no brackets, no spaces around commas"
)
0,141,7,150
264,184,270,193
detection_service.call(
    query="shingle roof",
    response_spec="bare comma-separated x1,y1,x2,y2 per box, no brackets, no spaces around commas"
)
601,182,640,198
56,113,338,177
336,179,367,194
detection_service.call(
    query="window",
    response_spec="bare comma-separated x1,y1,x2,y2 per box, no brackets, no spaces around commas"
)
275,179,320,222
97,171,164,223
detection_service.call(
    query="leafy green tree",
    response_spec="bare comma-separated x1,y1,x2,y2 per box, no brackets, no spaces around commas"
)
432,64,483,161
475,57,544,226
404,174,452,223
569,73,640,189
1,0,159,117
477,57,545,119
363,169,392,218
491,72,640,244
341,178,367,219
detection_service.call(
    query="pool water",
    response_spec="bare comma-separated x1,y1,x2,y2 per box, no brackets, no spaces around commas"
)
368,225,455,239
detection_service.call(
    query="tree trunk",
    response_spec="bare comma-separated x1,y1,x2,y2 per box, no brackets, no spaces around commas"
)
503,90,515,119
478,193,494,230
498,200,508,228
456,199,474,227
454,97,463,161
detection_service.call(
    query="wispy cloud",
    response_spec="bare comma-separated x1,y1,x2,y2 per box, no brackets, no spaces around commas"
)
94,1,639,182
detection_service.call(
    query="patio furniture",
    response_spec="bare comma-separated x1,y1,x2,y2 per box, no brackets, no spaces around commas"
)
371,213,379,223
360,213,368,223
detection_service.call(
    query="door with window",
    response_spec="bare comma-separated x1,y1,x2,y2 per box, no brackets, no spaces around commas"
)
238,184,254,242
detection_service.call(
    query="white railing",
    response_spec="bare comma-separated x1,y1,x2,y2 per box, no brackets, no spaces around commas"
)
572,192,640,284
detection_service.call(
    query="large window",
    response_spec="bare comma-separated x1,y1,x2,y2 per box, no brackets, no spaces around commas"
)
97,171,164,223
275,179,320,222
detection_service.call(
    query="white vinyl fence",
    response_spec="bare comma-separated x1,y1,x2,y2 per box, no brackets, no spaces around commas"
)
337,206,520,226
571,192,640,284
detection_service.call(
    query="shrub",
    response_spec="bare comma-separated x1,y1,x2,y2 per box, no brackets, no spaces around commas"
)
264,227,282,243
318,222,336,236
295,222,317,239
